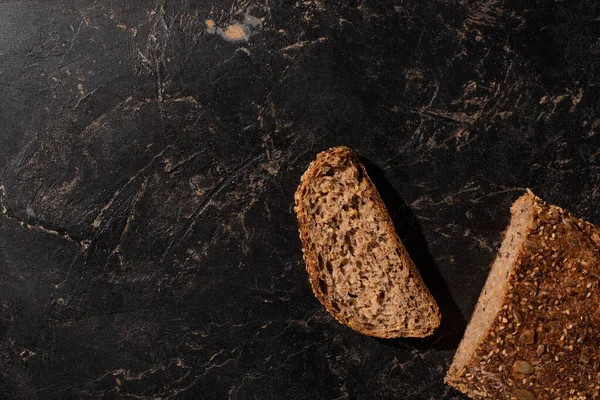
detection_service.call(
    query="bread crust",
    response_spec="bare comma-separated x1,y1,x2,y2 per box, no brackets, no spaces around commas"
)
446,190,600,399
294,146,440,338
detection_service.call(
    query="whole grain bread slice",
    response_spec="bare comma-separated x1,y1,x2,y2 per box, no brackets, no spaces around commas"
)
294,146,440,338
445,190,600,399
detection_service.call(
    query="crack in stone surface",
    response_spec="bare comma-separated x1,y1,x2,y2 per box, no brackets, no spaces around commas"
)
0,184,89,250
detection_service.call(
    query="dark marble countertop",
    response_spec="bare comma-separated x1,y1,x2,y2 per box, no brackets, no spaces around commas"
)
1,0,599,399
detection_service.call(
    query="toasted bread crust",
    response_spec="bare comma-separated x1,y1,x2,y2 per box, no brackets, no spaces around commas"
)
294,146,440,338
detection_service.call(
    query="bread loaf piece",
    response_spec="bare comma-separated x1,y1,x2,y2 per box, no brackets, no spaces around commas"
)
446,190,600,399
294,146,440,338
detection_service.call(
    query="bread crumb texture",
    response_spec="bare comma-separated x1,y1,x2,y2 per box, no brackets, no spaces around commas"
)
294,146,440,338
446,190,600,399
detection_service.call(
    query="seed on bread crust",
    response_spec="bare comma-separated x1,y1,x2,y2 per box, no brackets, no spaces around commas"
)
518,330,535,345
512,360,535,375
513,389,534,400
536,345,545,357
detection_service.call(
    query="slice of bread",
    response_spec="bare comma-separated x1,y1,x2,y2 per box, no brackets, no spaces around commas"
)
294,146,440,338
446,190,600,399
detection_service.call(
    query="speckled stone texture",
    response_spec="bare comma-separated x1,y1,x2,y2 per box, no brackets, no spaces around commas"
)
0,0,598,399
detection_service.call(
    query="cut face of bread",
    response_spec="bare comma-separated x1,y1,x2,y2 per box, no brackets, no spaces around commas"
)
294,146,440,338
446,190,600,399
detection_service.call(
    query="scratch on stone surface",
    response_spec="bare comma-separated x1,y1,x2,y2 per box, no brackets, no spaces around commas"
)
161,376,199,399
135,0,170,101
0,185,89,250
170,95,199,105
70,83,106,112
180,322,256,351
160,150,266,262
62,20,86,61
238,211,252,255
106,176,149,267
434,228,452,238
227,371,265,400
167,150,203,175
426,82,440,110
475,236,493,252
92,146,172,229
464,229,494,253
162,351,238,398
280,37,326,53
409,182,481,211
57,169,81,195
96,357,187,384
49,56,91,78
78,97,135,137
418,109,472,125
426,79,506,149
0,186,6,215
389,351,424,374
470,186,527,203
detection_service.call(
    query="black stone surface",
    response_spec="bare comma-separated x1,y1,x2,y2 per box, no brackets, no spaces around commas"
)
1,0,599,398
